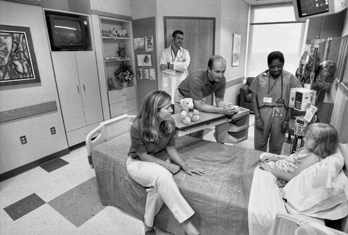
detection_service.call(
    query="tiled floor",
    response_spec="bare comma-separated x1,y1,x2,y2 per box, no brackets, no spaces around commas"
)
0,114,294,235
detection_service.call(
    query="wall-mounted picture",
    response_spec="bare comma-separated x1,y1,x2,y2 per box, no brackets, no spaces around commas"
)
232,33,241,67
137,68,143,79
149,68,156,80
134,37,145,50
0,25,41,87
137,54,152,66
143,69,149,79
145,36,154,52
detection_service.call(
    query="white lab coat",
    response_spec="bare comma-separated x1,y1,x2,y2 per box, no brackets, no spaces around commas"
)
160,46,190,103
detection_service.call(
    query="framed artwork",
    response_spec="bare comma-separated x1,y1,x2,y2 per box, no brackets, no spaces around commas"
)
149,68,156,80
137,54,152,66
143,69,149,79
145,36,154,52
134,37,145,50
232,33,241,67
137,68,143,79
0,25,41,87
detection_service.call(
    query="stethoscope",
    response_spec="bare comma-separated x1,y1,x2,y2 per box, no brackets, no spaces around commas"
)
170,46,183,63
266,69,284,105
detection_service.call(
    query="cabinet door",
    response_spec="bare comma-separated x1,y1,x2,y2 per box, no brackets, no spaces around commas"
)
75,51,103,125
52,52,85,132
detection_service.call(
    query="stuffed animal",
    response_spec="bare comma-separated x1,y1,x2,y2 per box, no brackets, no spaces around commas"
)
180,98,199,125
109,28,118,39
117,43,126,58
116,29,128,38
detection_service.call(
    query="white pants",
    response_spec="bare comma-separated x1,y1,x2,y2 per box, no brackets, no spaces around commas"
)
126,157,195,227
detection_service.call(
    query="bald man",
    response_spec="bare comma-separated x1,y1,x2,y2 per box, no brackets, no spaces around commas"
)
174,55,236,139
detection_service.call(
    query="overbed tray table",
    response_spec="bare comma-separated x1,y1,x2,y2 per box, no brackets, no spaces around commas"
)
171,107,250,144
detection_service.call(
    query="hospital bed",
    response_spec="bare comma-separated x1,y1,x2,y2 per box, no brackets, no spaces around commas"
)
86,114,348,235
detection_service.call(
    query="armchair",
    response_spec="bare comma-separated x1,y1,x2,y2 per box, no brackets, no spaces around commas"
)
239,77,255,113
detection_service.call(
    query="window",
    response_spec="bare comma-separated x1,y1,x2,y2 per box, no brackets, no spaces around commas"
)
246,4,307,77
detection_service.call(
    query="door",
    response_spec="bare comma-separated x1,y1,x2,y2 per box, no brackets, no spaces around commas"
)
52,52,85,132
164,17,215,74
164,17,215,104
75,51,103,125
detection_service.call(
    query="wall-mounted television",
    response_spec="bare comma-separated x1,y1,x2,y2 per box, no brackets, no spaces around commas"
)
45,11,90,51
293,0,348,21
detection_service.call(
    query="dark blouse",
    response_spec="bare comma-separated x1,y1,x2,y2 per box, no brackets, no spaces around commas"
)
128,118,175,159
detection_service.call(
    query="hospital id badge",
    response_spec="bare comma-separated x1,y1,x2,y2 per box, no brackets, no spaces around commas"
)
263,97,272,103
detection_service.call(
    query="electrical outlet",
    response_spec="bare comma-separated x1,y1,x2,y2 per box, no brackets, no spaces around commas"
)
20,136,27,144
50,127,56,135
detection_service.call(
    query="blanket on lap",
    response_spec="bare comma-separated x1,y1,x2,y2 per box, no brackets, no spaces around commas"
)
248,151,348,235
92,134,260,235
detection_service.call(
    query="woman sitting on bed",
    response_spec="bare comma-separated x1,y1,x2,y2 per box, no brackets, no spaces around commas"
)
126,90,204,235
259,123,339,187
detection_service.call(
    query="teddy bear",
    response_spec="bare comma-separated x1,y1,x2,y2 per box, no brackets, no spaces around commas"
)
109,28,118,39
180,98,200,125
117,43,126,58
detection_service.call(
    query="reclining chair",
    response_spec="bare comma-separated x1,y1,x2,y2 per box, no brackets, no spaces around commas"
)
239,77,255,113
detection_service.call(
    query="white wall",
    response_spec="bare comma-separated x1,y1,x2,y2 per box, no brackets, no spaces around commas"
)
0,1,68,174
342,9,348,37
220,0,249,79
330,10,348,143
130,0,156,19
90,0,132,16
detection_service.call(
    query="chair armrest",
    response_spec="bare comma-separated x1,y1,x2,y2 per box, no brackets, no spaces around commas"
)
239,84,250,106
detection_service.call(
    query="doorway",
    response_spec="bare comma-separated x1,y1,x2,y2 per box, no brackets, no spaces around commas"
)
164,17,215,104
164,17,215,73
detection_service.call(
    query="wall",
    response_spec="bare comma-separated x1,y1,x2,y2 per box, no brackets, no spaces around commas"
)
0,1,68,175
220,0,249,104
90,0,132,16
130,0,156,19
130,0,249,105
330,10,348,143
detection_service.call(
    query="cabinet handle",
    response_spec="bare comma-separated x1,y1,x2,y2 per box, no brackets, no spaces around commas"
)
77,85,80,94
83,85,86,93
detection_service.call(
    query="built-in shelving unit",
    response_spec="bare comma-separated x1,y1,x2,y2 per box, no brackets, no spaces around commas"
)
91,12,137,120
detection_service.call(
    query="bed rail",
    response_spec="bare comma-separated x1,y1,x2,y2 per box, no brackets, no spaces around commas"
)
85,114,135,168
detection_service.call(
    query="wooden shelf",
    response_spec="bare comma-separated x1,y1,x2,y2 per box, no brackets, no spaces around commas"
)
102,36,131,40
104,59,132,63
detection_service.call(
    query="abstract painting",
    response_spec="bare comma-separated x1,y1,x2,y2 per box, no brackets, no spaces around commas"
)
0,25,40,87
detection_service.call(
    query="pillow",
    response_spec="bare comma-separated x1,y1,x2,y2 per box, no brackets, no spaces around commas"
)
282,151,348,220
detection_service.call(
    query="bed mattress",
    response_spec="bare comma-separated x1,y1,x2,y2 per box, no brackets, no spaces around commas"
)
92,134,260,235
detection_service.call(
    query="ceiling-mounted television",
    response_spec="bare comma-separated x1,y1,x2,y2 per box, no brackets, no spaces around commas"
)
45,11,90,51
293,0,348,21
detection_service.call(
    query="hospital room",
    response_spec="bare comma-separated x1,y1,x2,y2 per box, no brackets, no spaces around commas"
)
0,0,348,234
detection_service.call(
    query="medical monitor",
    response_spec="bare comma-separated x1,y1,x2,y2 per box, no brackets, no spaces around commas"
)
293,0,348,21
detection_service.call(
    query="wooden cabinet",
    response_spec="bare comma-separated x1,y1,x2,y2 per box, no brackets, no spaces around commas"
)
52,51,103,146
91,13,137,120
109,86,137,117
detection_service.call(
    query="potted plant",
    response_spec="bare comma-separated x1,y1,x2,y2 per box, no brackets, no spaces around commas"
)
115,62,134,88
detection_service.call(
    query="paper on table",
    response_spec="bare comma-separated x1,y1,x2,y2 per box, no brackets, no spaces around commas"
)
163,69,176,75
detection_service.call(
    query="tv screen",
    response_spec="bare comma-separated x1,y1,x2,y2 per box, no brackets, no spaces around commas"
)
297,0,329,17
293,0,348,20
52,18,83,45
46,12,90,51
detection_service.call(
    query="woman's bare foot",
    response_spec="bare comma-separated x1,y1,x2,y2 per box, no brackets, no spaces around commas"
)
181,220,200,235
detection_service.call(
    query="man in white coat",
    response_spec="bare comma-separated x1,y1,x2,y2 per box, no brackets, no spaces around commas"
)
159,30,190,106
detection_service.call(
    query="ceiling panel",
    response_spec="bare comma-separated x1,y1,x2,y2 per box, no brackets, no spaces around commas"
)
243,0,292,5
